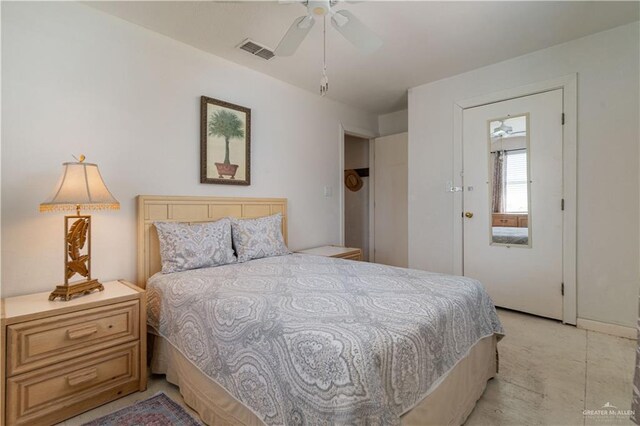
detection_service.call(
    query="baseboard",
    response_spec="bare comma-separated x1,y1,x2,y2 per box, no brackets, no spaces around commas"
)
576,318,636,340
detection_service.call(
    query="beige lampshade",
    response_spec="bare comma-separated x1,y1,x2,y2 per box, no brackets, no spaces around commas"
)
40,160,120,212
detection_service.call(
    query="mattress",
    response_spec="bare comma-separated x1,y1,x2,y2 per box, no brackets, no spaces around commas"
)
492,226,529,245
147,254,504,425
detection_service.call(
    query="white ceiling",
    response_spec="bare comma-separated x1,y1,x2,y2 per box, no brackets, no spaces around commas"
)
86,1,639,114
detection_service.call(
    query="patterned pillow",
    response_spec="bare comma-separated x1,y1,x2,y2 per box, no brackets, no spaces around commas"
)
154,219,236,273
231,213,290,263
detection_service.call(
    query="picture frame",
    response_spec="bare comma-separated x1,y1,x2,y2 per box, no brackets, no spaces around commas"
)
200,95,251,185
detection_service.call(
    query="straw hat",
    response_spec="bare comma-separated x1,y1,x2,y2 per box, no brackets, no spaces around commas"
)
344,169,363,192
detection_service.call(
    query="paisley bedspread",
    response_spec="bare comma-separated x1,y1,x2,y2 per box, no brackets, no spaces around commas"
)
147,254,504,425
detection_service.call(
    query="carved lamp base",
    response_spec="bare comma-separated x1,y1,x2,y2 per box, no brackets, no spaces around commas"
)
49,279,104,301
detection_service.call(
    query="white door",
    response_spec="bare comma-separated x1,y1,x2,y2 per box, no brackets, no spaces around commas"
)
463,90,563,319
374,132,408,267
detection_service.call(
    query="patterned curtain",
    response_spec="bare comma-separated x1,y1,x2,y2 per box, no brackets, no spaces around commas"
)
492,151,505,213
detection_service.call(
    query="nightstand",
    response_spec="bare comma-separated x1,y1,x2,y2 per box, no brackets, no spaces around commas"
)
297,245,363,261
1,280,146,426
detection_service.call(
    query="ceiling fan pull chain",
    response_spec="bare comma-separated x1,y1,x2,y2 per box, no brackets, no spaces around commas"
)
320,15,329,96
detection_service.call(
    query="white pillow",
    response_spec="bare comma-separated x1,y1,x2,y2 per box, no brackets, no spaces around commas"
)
154,218,236,273
231,213,290,263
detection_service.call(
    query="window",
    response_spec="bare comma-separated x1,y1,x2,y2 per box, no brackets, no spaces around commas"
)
504,151,528,213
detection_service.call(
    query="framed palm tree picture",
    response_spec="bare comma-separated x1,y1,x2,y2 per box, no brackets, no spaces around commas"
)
200,96,251,185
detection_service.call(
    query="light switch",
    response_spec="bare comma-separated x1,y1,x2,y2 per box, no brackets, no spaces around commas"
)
324,186,333,197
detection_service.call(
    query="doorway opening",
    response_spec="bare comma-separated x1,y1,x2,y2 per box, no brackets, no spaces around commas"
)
339,126,407,266
344,134,371,261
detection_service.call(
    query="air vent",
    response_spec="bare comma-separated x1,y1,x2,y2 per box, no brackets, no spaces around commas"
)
255,49,275,60
237,39,275,61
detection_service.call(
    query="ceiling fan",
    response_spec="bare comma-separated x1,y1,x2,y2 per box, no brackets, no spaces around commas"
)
491,121,514,138
275,0,382,56
274,1,382,95
491,120,526,138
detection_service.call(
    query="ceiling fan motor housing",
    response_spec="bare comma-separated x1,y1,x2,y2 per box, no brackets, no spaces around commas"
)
308,0,331,16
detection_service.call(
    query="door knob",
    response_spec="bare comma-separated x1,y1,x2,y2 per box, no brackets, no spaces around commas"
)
465,212,474,218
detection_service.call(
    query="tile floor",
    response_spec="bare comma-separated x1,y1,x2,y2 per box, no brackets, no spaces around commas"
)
61,309,637,425
466,310,636,426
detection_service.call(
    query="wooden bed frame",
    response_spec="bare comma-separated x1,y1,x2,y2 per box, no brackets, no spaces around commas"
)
136,195,288,288
136,195,497,425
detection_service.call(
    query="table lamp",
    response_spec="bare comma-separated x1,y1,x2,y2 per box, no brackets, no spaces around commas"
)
40,155,120,301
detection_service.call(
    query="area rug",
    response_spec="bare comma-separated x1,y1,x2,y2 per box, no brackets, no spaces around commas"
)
82,392,202,426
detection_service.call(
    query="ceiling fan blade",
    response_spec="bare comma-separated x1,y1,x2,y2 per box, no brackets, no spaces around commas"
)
331,9,382,54
275,15,315,56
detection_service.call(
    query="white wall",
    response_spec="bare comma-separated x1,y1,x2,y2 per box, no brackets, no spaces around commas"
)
344,135,369,260
378,109,408,136
0,2,378,297
408,22,640,327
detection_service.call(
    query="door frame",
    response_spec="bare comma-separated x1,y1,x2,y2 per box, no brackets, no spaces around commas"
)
338,124,377,254
452,74,577,325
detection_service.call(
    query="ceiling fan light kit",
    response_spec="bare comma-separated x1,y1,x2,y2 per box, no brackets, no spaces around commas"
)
274,0,382,96
309,0,331,16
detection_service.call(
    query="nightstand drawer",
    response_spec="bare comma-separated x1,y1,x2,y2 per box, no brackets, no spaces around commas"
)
340,252,363,261
6,341,140,426
8,300,139,376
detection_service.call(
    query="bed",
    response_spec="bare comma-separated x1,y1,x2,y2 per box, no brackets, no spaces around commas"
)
137,195,504,425
492,226,529,245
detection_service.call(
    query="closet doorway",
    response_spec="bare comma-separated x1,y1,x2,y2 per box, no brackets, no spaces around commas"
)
341,130,408,266
344,134,372,261
462,89,565,320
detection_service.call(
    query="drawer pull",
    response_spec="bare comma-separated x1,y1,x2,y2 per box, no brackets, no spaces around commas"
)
67,368,98,386
67,324,98,340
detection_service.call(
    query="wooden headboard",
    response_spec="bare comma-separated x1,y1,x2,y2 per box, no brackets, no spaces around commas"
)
136,195,288,288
